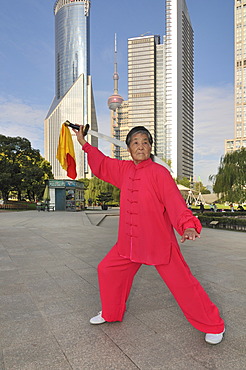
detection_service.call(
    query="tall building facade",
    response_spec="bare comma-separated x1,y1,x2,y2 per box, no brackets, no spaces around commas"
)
156,43,165,159
45,0,98,179
127,36,166,161
225,0,246,153
110,0,194,179
165,0,194,179
128,35,161,153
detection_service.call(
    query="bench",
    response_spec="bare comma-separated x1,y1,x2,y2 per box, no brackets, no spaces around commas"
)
210,221,219,228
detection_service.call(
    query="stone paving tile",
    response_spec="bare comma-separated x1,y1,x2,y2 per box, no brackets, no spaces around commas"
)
0,351,4,370
3,337,72,370
58,328,139,370
0,293,41,322
118,335,197,370
0,281,28,297
0,211,245,369
0,317,52,349
100,311,158,346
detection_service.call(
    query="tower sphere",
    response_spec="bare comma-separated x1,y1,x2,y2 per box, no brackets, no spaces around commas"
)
108,94,124,111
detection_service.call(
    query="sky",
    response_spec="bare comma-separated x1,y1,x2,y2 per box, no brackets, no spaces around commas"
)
0,0,234,186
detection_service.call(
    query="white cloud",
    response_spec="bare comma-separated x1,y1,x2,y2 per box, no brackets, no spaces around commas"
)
0,96,46,155
0,91,112,158
194,84,234,185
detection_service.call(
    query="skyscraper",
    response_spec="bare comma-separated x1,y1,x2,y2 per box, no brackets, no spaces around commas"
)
45,0,98,179
164,0,194,179
225,0,246,153
128,35,161,151
127,35,166,161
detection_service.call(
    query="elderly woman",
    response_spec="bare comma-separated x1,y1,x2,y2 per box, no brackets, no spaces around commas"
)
74,125,225,345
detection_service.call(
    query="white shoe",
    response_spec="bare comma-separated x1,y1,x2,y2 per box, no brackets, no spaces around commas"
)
90,311,106,325
205,329,225,345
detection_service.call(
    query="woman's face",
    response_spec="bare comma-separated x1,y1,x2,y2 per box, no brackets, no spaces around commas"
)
127,132,152,165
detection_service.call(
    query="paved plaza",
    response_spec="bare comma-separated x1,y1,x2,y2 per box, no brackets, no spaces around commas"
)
0,209,245,369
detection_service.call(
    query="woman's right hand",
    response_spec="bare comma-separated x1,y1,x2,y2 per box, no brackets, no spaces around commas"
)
73,125,87,147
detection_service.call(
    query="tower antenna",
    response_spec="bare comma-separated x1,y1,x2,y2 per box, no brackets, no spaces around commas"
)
113,33,119,94
108,33,124,111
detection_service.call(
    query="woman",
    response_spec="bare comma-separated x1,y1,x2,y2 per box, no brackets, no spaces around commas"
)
74,125,225,345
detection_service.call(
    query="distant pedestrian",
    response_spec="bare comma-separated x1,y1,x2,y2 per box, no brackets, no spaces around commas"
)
199,202,205,214
74,125,225,345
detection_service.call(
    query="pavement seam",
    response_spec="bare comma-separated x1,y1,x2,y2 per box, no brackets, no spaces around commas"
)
51,333,74,370
99,329,141,369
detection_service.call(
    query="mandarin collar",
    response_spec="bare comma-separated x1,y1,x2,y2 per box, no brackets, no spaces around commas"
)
132,158,153,169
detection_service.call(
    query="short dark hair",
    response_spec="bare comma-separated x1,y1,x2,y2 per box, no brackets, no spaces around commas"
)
126,126,153,147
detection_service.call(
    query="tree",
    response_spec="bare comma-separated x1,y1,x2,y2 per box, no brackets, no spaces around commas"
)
162,157,172,168
176,177,191,188
85,177,101,204
193,182,211,194
112,185,120,203
0,135,25,201
96,192,113,206
175,177,210,194
83,177,120,205
0,134,53,202
79,178,90,191
210,148,246,203
23,156,53,201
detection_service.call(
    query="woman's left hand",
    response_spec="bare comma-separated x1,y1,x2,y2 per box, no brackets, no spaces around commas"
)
181,228,200,243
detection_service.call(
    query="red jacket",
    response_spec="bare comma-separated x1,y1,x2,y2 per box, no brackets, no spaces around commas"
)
83,143,202,265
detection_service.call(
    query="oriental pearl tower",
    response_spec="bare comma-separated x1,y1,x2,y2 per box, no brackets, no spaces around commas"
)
108,34,124,159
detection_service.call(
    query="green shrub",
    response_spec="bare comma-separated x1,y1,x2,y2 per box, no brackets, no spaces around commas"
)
197,214,246,231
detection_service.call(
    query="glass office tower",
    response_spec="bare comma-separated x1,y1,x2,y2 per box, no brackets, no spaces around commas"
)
55,0,90,106
45,0,97,179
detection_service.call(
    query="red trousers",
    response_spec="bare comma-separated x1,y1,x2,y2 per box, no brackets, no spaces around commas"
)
97,243,224,334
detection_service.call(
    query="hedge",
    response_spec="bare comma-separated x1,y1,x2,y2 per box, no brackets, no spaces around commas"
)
197,214,246,232
193,211,246,217
0,202,36,211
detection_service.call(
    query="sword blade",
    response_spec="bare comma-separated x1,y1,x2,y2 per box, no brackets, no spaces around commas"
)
88,129,127,149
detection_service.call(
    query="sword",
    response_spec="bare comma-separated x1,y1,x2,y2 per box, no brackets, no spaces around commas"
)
63,121,172,172
88,129,127,150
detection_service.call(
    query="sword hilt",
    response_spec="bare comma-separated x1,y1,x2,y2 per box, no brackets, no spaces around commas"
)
64,121,90,136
